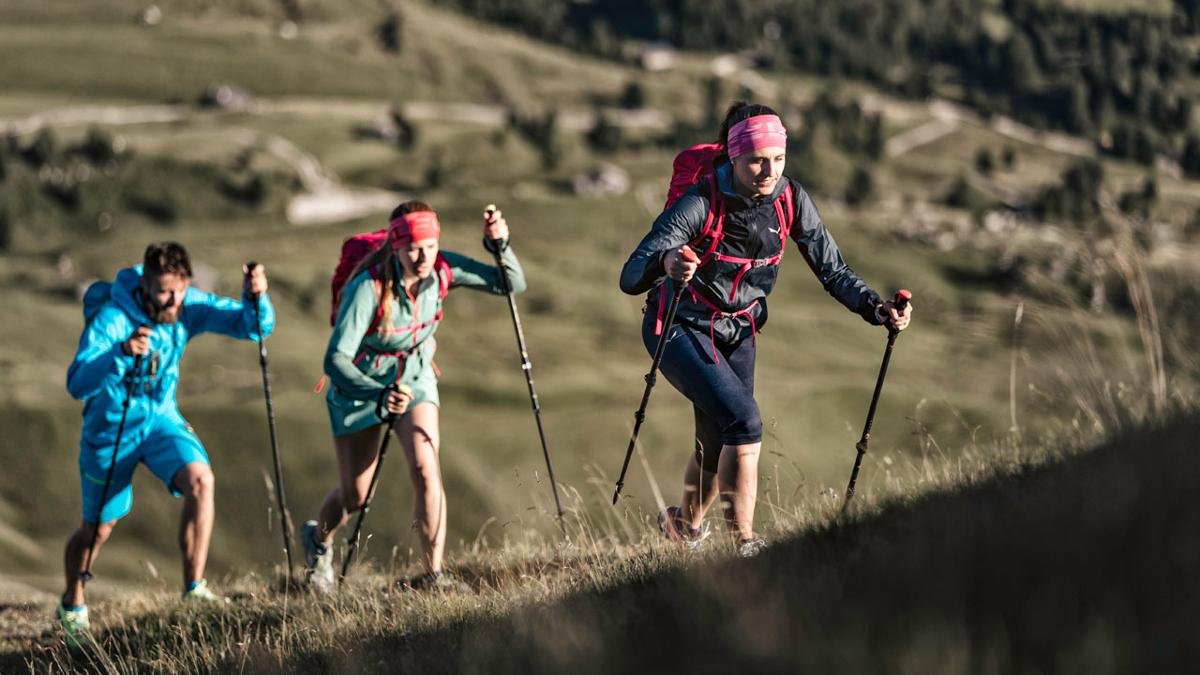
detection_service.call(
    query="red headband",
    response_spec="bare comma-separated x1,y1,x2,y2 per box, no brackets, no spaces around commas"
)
388,211,441,244
726,114,787,158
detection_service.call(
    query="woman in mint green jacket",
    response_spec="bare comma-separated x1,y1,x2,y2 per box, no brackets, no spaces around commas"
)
302,200,525,592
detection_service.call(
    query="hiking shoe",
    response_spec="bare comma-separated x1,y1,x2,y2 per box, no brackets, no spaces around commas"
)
737,537,768,558
302,520,336,594
404,571,470,593
182,579,227,603
658,506,711,552
57,603,90,648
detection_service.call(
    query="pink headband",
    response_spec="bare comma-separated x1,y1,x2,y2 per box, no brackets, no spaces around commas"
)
388,211,441,244
726,114,787,158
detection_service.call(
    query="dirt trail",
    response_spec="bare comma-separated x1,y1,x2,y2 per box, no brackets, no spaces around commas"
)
0,97,673,225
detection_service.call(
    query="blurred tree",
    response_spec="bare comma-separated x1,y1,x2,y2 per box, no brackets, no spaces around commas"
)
390,107,417,149
587,112,623,153
80,126,119,163
619,81,646,109
22,128,57,168
975,147,995,176
845,165,874,205
1003,31,1040,93
1181,134,1200,179
1066,82,1092,135
377,6,405,54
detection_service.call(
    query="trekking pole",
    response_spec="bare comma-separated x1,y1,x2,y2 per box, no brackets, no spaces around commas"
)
843,290,912,509
612,248,698,505
339,385,402,582
245,261,295,583
80,340,144,585
484,205,566,534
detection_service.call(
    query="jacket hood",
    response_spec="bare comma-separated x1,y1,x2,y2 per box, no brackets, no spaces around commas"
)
111,265,151,324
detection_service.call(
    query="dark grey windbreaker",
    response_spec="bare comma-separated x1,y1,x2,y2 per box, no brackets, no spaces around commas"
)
620,162,883,344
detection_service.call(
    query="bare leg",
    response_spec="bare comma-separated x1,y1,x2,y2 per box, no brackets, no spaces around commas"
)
315,425,385,546
174,462,215,587
716,442,761,541
62,521,115,607
679,453,719,530
399,403,444,574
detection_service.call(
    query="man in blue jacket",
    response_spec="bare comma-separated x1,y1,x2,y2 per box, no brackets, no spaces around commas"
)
58,241,274,645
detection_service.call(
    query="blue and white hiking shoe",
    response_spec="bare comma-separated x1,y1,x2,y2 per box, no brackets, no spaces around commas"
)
182,579,227,603
302,520,335,594
658,506,711,552
57,603,90,648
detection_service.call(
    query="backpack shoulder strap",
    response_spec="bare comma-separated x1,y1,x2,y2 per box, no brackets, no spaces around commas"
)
434,253,453,300
774,181,797,244
689,173,726,261
365,263,388,336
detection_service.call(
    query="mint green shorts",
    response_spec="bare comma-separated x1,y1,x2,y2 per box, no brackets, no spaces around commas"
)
325,359,439,437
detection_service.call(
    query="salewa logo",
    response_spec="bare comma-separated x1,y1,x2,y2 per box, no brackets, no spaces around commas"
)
768,226,779,234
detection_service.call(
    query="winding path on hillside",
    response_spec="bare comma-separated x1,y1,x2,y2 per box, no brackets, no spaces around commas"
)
0,98,674,225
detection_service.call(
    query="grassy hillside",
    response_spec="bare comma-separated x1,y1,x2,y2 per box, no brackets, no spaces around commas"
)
0,0,1197,637
4,409,1195,672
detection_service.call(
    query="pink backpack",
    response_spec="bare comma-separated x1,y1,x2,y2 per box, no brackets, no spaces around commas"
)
664,143,724,209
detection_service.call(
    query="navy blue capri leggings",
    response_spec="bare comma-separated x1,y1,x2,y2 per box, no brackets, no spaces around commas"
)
641,309,761,473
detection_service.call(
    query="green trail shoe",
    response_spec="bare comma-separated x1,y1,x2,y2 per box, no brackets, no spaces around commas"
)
404,571,470,594
57,603,90,648
182,579,227,603
302,520,336,594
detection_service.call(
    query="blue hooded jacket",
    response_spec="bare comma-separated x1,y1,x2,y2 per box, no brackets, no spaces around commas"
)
66,265,275,448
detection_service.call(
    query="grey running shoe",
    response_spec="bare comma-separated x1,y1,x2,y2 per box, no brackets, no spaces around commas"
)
404,571,470,593
302,520,336,594
658,506,711,552
737,537,768,558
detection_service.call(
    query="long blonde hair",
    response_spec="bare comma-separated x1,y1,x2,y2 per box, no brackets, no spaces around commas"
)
347,200,435,332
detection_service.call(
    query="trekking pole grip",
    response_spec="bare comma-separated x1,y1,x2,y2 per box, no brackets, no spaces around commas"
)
244,260,263,299
376,384,398,422
888,289,912,336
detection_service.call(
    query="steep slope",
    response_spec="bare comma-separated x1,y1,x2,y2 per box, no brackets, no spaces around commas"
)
346,413,1200,674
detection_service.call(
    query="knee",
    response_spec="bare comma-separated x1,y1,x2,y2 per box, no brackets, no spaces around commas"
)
337,481,369,512
408,450,442,490
342,492,366,513
179,465,215,500
82,521,116,545
720,406,762,446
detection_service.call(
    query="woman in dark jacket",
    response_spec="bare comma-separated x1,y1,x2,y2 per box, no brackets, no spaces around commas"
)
620,102,912,556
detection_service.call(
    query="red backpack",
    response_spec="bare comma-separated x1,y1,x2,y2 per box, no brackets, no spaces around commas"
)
665,143,724,209
329,228,453,334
